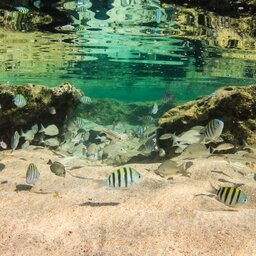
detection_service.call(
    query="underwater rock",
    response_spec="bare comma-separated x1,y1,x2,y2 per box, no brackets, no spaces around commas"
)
158,84,256,153
0,82,82,144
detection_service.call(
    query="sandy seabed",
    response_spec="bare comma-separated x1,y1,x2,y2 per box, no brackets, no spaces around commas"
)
0,146,256,256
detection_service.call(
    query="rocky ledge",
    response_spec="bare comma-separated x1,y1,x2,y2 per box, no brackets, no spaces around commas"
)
0,82,82,141
158,84,256,152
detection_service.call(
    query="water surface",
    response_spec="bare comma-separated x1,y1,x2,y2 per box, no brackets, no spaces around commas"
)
0,0,255,103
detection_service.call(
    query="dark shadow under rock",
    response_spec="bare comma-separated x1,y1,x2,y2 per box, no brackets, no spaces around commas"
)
0,82,82,145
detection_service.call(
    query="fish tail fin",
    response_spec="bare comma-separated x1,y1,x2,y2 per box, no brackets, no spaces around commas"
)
208,181,217,194
39,124,45,133
20,129,25,137
171,133,178,146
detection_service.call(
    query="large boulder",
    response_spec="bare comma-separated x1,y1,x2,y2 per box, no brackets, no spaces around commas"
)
0,82,82,142
158,84,256,152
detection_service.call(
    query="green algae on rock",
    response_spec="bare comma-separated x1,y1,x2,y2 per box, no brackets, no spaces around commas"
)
0,82,82,142
158,84,256,153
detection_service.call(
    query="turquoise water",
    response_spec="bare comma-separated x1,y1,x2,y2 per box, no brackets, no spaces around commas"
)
0,1,255,103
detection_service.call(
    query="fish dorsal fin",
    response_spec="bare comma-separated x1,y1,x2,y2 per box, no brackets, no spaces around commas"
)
20,129,25,137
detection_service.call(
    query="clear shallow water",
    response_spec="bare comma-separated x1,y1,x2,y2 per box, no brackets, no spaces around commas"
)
0,0,255,103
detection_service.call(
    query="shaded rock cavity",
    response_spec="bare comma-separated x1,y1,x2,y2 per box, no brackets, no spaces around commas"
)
0,82,82,142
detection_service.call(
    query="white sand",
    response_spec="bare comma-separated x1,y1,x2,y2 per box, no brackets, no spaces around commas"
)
0,146,256,255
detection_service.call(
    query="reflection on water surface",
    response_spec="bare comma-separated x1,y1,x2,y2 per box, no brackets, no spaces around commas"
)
0,0,255,102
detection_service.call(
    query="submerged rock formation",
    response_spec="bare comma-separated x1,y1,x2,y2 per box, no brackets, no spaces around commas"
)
0,82,82,142
158,84,256,152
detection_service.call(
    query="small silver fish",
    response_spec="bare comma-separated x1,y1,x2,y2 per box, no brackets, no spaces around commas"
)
107,167,142,188
151,103,158,115
179,143,210,159
155,160,183,178
39,124,59,136
20,129,35,141
50,161,66,177
212,143,234,153
142,135,158,154
48,107,56,115
172,129,202,146
31,124,39,134
26,163,40,184
159,133,172,140
11,131,20,152
13,94,27,108
0,140,7,149
32,0,41,9
43,138,59,147
80,96,92,104
60,24,75,31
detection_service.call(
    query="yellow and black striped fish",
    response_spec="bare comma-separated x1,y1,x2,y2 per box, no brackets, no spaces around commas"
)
107,167,142,188
141,115,154,123
13,94,27,108
204,119,224,140
26,163,40,185
15,7,29,14
216,187,248,206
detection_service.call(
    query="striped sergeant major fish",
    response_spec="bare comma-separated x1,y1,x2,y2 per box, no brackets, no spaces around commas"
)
80,96,92,104
15,6,30,14
216,186,248,207
75,117,85,129
11,131,20,152
26,163,40,184
203,119,224,140
107,167,142,188
136,126,148,138
13,94,27,108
